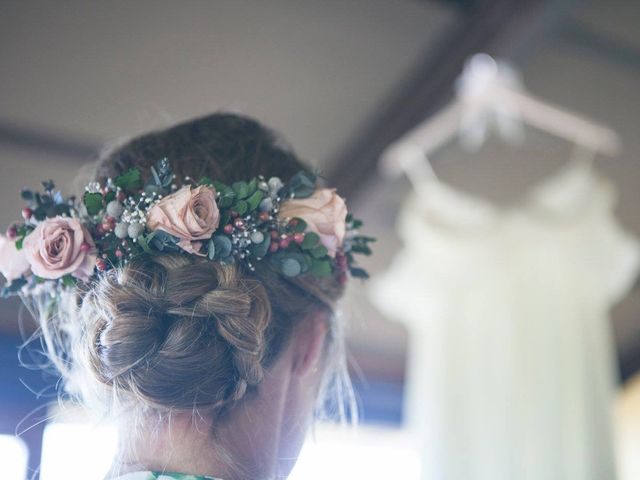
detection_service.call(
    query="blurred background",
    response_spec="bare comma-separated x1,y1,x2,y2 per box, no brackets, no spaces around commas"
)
0,1,639,479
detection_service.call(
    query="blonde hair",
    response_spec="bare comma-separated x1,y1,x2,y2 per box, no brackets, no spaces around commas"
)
31,113,353,431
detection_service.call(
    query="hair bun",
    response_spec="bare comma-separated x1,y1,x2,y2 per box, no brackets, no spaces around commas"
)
82,254,271,411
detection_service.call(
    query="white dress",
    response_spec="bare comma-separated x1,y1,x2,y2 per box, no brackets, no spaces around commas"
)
370,160,640,480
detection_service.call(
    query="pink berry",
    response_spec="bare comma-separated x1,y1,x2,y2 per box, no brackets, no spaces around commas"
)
96,259,107,271
279,238,291,249
293,233,305,244
80,242,91,253
269,242,279,253
223,224,234,234
270,230,279,240
115,249,123,258
21,208,33,220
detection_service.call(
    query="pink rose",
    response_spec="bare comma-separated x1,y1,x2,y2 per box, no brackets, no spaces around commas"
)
23,217,96,281
146,185,219,254
279,188,348,256
0,234,30,282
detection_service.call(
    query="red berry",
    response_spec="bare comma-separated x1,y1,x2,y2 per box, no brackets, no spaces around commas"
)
21,208,33,220
115,249,123,258
269,242,279,253
223,224,234,234
259,211,270,222
6,225,18,240
96,259,107,271
101,222,113,232
80,242,91,253
279,238,291,249
293,233,305,244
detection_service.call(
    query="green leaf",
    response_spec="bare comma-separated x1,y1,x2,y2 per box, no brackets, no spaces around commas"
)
246,190,264,212
291,218,307,233
218,192,236,208
247,178,258,196
301,232,320,250
14,237,24,250
104,190,116,204
137,234,154,254
20,189,34,201
61,275,77,287
309,259,332,277
350,244,372,255
233,200,248,216
199,177,214,186
114,168,142,192
310,245,328,258
83,192,104,215
350,267,370,279
232,181,249,199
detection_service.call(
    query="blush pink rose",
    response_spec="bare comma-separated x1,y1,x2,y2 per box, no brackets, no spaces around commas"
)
23,217,96,281
279,188,348,256
146,185,219,254
0,234,30,282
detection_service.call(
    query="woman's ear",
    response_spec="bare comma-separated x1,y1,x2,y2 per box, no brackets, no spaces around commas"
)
291,310,328,377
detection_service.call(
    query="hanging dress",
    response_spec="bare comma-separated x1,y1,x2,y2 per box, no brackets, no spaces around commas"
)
370,160,640,480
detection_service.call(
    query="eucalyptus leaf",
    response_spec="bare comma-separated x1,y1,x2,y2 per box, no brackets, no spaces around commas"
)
213,235,232,259
281,258,302,277
0,277,27,298
251,235,271,259
208,238,216,260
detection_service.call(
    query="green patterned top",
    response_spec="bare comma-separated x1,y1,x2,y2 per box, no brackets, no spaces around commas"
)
117,472,223,480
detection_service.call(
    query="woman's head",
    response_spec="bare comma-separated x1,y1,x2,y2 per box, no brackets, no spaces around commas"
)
33,113,353,478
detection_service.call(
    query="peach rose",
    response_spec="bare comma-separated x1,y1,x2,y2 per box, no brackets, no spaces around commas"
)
0,234,30,282
279,188,347,256
23,217,96,281
146,185,219,254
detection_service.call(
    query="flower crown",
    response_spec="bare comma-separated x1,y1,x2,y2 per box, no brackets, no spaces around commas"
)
0,159,375,298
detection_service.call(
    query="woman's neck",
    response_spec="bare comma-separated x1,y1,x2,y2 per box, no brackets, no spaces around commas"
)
114,353,294,480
